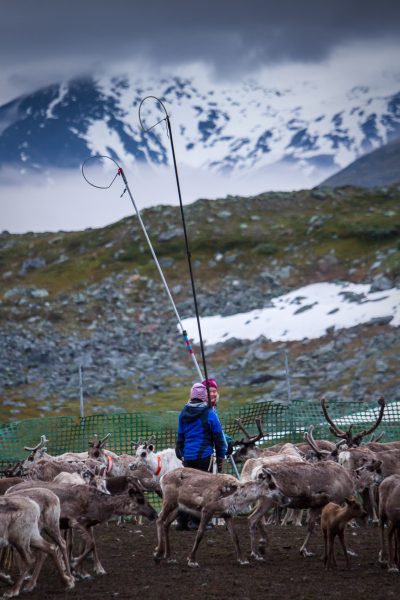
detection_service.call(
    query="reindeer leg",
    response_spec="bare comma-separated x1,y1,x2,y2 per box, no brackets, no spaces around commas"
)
294,509,304,527
248,497,270,561
322,529,328,567
281,508,293,526
72,526,106,575
163,508,180,563
153,504,178,563
69,521,93,579
2,543,33,599
44,524,73,579
225,516,249,565
387,522,399,572
369,486,379,524
0,547,14,585
86,527,106,575
0,571,13,585
187,509,212,568
300,508,319,557
328,534,337,569
338,531,349,569
257,516,269,550
395,528,400,568
23,551,46,593
30,535,75,589
378,516,388,566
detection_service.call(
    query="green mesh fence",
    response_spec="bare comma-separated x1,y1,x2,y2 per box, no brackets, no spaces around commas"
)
1,399,400,474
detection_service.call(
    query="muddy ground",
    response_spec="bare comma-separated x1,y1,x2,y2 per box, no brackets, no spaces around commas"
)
1,520,399,600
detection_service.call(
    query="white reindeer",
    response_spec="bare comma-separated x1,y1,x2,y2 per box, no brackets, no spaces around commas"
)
132,436,182,479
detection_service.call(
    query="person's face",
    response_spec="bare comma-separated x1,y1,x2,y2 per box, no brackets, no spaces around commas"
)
209,387,218,404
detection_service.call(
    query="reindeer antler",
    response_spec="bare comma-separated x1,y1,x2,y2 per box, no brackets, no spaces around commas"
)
24,434,48,452
352,396,385,446
99,433,111,448
321,395,385,447
320,397,348,438
369,431,385,443
232,418,265,446
304,425,331,459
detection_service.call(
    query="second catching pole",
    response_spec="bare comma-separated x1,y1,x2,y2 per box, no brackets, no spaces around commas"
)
117,166,203,381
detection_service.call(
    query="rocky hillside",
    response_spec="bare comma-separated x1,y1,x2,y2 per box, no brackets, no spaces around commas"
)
1,185,399,422
319,138,400,188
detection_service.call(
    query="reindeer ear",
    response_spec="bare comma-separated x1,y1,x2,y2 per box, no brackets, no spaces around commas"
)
344,496,356,505
371,459,383,471
259,467,273,480
128,481,142,495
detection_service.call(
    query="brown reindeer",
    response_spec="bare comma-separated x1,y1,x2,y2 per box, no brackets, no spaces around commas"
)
241,458,354,558
0,478,24,496
302,425,342,461
230,418,267,463
321,496,366,569
340,445,400,523
9,479,157,577
378,474,400,572
0,494,74,598
154,466,287,568
5,487,74,592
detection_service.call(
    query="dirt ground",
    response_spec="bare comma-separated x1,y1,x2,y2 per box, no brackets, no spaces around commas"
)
1,519,399,600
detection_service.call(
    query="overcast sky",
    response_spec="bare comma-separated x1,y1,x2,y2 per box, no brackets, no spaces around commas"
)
1,0,400,105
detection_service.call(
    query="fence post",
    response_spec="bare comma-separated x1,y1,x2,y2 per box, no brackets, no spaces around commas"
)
79,364,84,420
284,349,291,404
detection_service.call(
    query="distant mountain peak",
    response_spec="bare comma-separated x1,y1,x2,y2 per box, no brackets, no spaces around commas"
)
0,74,399,186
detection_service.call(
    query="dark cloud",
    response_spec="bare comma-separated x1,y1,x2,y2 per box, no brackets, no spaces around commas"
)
2,0,400,76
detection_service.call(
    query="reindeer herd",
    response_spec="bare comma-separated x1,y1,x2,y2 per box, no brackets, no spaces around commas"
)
1,396,400,597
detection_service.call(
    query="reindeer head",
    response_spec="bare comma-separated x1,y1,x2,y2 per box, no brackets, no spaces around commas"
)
126,481,158,521
321,396,385,447
344,496,367,520
133,435,156,460
88,433,111,460
256,467,289,505
354,458,384,492
22,435,49,469
3,461,23,477
303,425,342,462
231,418,265,463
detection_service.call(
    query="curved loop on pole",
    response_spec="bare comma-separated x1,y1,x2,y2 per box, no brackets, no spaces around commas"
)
81,155,121,189
139,96,169,133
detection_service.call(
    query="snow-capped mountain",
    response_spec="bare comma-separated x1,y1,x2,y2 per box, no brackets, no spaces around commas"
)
0,74,399,183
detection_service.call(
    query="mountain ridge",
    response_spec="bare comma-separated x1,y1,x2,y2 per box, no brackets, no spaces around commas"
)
1,75,400,189
318,137,400,188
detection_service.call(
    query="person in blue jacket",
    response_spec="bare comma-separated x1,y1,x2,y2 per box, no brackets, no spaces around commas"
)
175,381,227,530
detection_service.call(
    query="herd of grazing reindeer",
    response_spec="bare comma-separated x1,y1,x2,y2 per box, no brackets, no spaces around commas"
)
1,395,400,597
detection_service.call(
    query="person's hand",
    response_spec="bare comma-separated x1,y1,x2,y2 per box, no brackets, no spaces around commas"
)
216,458,224,473
226,441,234,457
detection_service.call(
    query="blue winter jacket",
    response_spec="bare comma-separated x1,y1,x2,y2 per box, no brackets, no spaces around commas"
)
176,400,227,461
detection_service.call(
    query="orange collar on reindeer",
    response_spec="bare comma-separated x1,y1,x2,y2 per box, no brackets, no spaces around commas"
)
154,455,162,476
106,454,113,474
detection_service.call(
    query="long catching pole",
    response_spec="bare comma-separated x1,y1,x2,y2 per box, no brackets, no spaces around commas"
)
118,166,203,380
81,155,203,380
139,97,211,406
